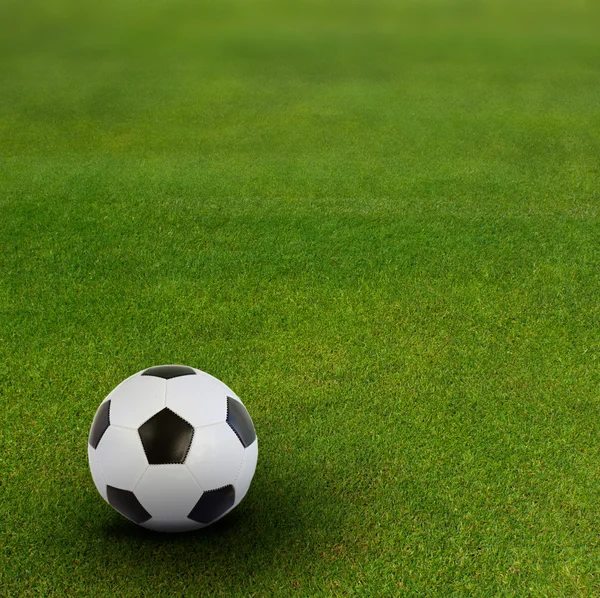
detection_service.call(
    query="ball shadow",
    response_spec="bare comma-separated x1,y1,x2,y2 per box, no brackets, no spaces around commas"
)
89,466,347,586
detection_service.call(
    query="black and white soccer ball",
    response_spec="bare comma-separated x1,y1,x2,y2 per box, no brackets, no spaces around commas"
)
88,365,258,532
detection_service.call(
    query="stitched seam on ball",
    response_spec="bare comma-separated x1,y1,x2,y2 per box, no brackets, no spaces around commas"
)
234,448,245,484
226,396,246,447
175,410,195,463
182,427,194,462
132,463,150,493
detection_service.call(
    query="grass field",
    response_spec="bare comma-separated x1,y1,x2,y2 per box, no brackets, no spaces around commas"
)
1,0,600,595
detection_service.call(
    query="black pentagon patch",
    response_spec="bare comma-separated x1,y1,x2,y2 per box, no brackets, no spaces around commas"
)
107,485,151,524
226,397,256,448
188,485,235,524
141,365,196,380
89,400,111,449
138,408,194,464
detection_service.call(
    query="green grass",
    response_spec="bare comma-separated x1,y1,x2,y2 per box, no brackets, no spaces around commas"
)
1,0,600,595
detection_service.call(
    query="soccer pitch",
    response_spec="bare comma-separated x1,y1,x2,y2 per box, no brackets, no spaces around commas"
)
1,0,599,595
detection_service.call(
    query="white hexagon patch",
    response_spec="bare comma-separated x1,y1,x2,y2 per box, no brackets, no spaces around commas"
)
234,438,258,507
107,375,167,429
165,374,227,428
95,426,148,490
185,421,244,491
134,464,202,519
88,444,108,502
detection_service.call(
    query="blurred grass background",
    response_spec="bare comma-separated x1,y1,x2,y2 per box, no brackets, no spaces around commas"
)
1,0,600,596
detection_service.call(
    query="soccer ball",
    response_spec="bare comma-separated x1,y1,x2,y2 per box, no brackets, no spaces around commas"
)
88,365,258,532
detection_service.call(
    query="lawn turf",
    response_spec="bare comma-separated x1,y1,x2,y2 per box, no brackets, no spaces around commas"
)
1,0,600,596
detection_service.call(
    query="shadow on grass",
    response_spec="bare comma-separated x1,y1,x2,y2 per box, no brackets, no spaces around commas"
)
80,468,347,588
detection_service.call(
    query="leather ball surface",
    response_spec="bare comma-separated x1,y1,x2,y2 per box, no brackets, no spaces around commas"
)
88,365,257,532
